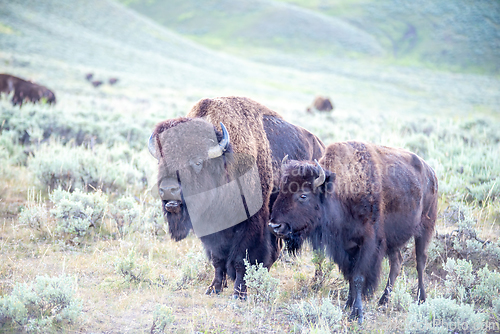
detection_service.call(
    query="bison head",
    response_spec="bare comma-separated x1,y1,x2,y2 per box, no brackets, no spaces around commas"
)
269,159,335,253
150,117,263,241
41,88,56,104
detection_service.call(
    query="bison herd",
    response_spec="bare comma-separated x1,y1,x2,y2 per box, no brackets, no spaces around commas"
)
0,72,121,107
149,96,438,324
0,68,436,324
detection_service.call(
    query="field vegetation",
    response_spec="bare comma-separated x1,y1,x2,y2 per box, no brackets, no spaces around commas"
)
1,0,500,333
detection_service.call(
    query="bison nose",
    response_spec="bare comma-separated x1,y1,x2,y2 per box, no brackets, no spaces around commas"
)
268,220,290,237
159,184,180,200
268,222,281,230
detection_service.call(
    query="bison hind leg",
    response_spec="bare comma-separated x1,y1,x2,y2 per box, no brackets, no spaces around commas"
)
415,234,431,303
378,249,403,305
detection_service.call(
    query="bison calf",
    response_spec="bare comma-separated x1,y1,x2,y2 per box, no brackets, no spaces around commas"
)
269,141,438,323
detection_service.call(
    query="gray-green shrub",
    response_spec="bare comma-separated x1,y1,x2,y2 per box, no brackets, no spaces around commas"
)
114,248,151,284
243,259,280,305
0,275,82,333
109,196,141,236
50,188,108,237
471,266,500,307
176,249,210,290
141,204,165,235
391,270,413,311
493,299,500,318
405,297,487,334
287,298,343,332
0,101,156,150
18,205,48,231
28,141,148,193
151,304,175,334
444,258,475,303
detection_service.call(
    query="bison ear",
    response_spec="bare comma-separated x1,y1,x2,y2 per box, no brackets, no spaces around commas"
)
322,171,335,195
329,172,336,183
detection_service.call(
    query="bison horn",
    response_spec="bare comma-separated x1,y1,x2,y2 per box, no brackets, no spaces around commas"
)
148,133,158,160
313,159,326,188
281,154,289,166
207,122,230,159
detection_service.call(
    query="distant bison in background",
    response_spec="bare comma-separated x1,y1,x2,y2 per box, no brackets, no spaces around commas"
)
0,73,56,106
269,141,438,323
308,96,334,113
91,80,103,88
84,73,119,87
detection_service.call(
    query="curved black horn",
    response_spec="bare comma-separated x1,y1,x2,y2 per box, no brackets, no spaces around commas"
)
207,122,230,158
148,133,158,159
281,154,289,166
313,159,326,188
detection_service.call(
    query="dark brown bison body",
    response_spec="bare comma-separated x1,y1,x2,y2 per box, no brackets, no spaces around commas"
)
149,96,325,298
0,74,56,106
312,96,334,112
269,141,437,323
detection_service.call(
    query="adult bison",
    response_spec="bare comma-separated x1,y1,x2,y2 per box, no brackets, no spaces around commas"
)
269,141,438,323
0,74,56,106
148,96,325,298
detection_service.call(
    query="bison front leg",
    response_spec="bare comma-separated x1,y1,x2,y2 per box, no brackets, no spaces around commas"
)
349,275,365,325
344,279,354,310
232,262,247,300
205,258,226,295
378,249,403,305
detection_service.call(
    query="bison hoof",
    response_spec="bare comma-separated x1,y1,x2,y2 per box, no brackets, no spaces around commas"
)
232,293,247,301
378,293,389,306
205,287,221,295
349,308,363,325
344,298,353,310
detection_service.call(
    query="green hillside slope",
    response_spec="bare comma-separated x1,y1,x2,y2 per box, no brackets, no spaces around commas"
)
0,0,257,91
278,0,500,73
0,0,498,122
122,0,500,74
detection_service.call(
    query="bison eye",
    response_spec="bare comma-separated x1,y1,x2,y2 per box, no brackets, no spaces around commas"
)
191,159,203,173
299,194,308,200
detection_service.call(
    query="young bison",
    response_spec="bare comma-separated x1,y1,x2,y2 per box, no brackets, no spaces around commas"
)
269,141,438,323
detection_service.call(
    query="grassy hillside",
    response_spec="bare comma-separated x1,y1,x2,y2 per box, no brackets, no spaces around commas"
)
122,0,500,74
0,0,500,333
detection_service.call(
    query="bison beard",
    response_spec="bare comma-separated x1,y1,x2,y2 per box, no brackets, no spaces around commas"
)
149,96,325,299
270,142,437,324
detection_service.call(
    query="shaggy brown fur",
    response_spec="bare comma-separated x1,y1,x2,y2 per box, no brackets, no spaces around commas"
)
187,96,282,210
151,96,325,298
0,74,56,106
270,141,438,323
